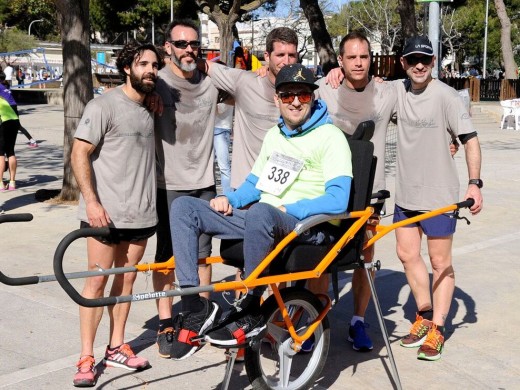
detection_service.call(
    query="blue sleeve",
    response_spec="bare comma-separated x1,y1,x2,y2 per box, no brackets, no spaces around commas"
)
225,173,261,208
284,176,351,220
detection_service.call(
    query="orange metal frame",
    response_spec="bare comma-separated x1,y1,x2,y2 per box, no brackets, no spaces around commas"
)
132,203,462,350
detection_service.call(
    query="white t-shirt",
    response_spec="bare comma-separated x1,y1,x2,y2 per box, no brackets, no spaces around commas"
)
3,65,13,82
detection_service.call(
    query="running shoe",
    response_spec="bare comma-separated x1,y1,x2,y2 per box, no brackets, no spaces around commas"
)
348,320,373,351
400,314,433,348
205,308,266,347
156,327,175,358
28,141,38,148
73,355,97,387
170,297,221,360
103,343,150,371
417,324,444,361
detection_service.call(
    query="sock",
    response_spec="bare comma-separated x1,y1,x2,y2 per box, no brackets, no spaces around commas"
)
433,323,445,335
181,291,204,313
107,343,121,351
240,293,261,314
418,309,433,321
351,316,364,326
159,318,173,332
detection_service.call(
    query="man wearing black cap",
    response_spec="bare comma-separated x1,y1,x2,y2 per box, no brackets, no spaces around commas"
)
166,64,353,360
395,35,483,361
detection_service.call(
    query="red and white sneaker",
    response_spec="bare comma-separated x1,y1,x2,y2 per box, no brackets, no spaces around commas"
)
103,343,150,371
73,355,97,387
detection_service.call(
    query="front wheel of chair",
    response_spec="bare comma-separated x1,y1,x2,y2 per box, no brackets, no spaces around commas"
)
245,287,330,390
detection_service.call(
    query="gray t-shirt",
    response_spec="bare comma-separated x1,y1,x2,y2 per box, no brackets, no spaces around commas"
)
395,79,475,209
75,87,157,228
155,66,218,190
209,64,280,188
316,79,397,192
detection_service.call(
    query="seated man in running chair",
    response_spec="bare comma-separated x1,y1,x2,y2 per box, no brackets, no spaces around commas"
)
168,64,353,360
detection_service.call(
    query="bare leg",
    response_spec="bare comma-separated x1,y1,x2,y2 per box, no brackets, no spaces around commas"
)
427,236,454,326
107,240,147,348
153,269,176,320
396,226,432,312
7,155,16,182
198,264,212,299
79,238,116,357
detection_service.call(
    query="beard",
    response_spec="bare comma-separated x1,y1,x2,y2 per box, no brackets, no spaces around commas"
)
130,71,157,94
171,53,197,72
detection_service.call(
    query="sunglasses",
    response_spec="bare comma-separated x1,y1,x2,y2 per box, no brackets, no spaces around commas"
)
169,40,201,49
406,55,433,66
278,91,313,104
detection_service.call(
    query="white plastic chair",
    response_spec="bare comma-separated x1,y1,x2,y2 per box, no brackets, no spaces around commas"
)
500,99,520,130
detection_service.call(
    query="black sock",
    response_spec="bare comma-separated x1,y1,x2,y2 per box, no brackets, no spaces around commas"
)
181,291,204,313
434,323,445,335
418,309,433,321
240,293,261,314
159,318,173,332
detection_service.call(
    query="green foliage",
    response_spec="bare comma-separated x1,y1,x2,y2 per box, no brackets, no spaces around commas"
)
90,0,185,44
449,0,520,70
0,28,38,52
1,0,58,40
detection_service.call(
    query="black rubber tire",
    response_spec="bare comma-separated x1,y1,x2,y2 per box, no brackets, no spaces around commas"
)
245,287,330,390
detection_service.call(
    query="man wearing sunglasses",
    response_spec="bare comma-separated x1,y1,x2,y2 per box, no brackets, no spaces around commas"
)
394,35,483,361
167,64,353,360
153,19,219,359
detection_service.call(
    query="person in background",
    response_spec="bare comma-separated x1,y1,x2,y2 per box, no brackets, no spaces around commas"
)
0,97,20,190
0,71,39,148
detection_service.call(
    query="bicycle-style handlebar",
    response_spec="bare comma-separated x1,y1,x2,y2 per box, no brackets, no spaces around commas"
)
0,213,33,224
456,198,475,210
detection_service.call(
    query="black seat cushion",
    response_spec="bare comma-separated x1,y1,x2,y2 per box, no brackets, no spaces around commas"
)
220,136,376,275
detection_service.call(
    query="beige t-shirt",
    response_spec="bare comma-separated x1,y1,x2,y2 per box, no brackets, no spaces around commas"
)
209,63,280,188
395,79,475,209
75,87,157,228
316,79,397,193
155,66,219,190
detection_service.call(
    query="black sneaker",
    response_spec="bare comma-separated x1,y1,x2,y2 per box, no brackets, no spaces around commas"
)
204,308,266,347
156,327,174,358
170,298,221,360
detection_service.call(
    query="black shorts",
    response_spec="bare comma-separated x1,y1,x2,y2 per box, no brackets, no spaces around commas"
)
0,119,19,156
80,221,156,245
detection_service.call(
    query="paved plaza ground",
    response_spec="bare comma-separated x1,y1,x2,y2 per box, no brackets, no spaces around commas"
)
0,102,519,389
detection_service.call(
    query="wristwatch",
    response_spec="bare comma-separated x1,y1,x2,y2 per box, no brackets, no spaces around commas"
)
468,179,483,188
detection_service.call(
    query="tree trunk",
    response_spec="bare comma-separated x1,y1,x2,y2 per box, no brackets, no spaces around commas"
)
494,0,518,79
299,0,338,75
397,0,417,43
53,0,93,201
216,18,236,66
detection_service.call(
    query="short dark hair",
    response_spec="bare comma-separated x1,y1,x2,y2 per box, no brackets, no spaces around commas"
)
339,30,371,56
265,27,298,54
116,42,164,80
165,19,199,41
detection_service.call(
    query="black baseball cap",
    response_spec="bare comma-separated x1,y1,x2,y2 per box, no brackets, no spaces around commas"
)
402,36,434,57
275,64,318,91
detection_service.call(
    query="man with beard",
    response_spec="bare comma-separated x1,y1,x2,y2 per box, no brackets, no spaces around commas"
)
70,42,163,387
152,19,219,358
